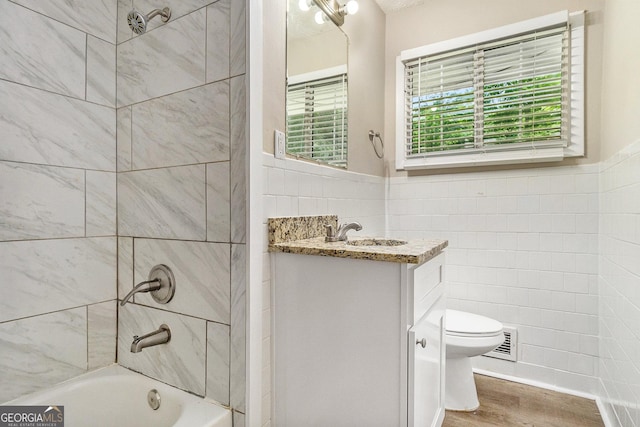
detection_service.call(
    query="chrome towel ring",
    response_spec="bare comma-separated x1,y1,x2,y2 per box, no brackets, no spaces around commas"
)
368,130,384,159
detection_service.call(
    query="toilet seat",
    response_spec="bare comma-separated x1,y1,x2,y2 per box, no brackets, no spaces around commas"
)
446,309,503,337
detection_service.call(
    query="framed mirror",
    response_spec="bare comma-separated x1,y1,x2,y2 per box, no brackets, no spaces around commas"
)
286,0,349,168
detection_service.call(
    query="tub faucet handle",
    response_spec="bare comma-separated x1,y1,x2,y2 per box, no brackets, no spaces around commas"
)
120,264,176,306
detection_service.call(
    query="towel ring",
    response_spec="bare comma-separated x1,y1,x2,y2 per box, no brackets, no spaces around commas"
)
368,130,384,159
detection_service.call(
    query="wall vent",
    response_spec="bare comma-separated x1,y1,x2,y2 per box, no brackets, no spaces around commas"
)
484,326,517,362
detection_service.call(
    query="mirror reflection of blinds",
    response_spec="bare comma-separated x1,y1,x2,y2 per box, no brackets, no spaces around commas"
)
287,73,347,167
404,25,569,159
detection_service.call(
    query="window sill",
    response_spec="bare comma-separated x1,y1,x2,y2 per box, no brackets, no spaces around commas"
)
400,147,566,170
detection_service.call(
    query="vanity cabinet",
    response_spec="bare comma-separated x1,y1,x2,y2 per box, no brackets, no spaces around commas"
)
272,251,446,427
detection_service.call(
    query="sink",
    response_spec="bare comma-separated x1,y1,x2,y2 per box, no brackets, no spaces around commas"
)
347,239,408,247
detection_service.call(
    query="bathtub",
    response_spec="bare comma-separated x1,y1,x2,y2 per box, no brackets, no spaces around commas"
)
5,365,232,427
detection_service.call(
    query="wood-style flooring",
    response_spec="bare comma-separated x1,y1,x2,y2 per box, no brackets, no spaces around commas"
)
442,374,605,427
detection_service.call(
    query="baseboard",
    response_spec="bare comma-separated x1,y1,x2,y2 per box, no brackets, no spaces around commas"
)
472,368,597,401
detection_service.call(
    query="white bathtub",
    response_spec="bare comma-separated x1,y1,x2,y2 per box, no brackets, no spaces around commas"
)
5,365,232,427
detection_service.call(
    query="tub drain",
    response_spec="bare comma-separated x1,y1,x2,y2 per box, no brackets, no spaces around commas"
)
148,389,161,410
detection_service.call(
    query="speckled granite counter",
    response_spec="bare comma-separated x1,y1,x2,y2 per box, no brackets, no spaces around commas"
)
268,216,448,264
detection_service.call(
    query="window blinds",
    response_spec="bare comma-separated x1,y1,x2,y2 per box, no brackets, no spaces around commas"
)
286,73,348,167
404,25,569,159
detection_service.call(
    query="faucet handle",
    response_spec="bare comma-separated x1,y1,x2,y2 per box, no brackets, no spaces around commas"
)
324,224,338,242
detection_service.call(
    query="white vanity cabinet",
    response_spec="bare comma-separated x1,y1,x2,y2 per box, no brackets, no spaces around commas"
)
272,251,446,427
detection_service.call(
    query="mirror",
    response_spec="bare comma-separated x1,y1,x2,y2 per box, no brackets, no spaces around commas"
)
286,0,349,168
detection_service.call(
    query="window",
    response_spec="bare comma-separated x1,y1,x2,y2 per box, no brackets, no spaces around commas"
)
287,67,348,168
396,11,585,170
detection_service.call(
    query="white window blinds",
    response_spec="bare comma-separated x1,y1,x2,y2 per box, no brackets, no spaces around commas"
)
404,25,569,160
286,73,348,168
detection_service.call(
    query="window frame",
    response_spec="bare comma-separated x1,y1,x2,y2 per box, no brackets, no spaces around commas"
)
395,10,585,170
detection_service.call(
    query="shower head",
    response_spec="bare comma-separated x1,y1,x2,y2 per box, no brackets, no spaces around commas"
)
127,7,171,35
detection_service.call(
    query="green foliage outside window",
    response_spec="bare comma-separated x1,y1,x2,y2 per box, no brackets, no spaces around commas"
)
410,73,563,154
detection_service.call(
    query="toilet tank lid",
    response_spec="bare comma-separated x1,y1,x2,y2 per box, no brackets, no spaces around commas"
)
446,309,503,335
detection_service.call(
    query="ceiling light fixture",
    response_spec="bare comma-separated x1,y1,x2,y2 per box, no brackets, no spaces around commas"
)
298,0,314,11
312,0,359,26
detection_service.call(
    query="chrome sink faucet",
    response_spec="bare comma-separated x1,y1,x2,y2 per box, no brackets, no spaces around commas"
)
131,324,171,353
325,222,362,242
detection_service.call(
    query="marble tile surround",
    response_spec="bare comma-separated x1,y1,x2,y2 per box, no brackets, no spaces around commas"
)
131,82,230,170
117,0,133,44
230,0,246,77
114,0,246,409
0,0,246,410
207,0,231,83
0,308,87,403
88,301,117,370
117,9,206,106
86,171,117,236
0,162,85,241
0,237,117,323
117,237,134,299
118,165,207,239
0,79,116,171
207,162,231,242
0,1,86,98
117,107,133,171
230,244,246,412
207,322,230,405
0,0,121,405
231,75,247,244
118,303,207,395
11,0,118,43
132,239,230,323
87,36,117,107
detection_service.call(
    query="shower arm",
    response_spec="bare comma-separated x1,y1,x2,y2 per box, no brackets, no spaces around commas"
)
147,8,171,22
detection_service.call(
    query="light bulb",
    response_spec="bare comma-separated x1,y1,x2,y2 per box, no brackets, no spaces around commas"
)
314,10,326,24
298,0,311,11
345,0,359,15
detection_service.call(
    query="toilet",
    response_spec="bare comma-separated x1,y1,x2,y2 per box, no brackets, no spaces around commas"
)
445,309,504,411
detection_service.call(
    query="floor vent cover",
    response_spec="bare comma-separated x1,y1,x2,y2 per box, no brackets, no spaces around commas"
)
484,326,517,362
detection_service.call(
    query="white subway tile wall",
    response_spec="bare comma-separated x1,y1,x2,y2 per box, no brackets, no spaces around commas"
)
262,154,386,234
599,140,640,427
261,155,608,419
388,165,600,394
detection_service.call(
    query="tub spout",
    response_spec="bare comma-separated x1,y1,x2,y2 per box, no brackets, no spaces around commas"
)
131,324,171,353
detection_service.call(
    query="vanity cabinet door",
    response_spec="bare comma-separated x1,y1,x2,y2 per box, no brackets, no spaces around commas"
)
407,289,445,427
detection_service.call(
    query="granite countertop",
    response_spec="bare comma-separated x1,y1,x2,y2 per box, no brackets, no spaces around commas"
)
267,215,448,264
269,236,448,264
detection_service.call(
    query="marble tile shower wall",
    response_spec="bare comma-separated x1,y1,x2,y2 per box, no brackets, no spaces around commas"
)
115,0,247,420
388,165,600,395
599,140,640,427
0,0,118,402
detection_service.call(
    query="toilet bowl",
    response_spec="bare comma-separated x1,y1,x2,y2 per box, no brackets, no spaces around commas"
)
445,309,504,411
